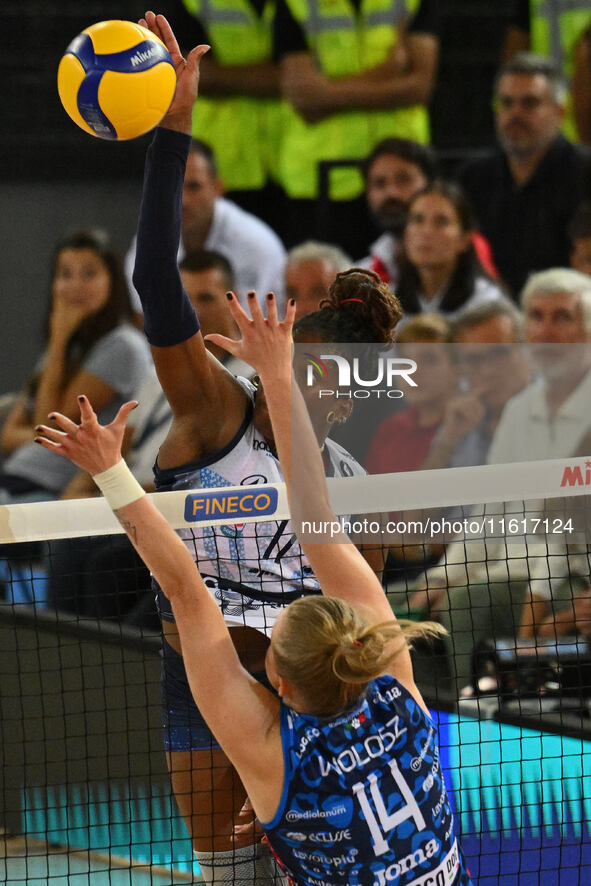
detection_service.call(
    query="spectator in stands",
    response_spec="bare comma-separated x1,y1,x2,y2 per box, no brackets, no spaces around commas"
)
63,249,252,501
0,229,150,504
125,139,286,316
365,315,455,585
407,268,591,695
502,1,591,144
284,241,351,321
169,0,282,226
395,180,508,320
387,303,529,617
50,250,253,621
365,315,456,476
359,137,438,286
421,301,529,471
273,0,441,254
487,268,591,465
521,425,591,640
458,53,591,296
569,201,591,276
178,250,254,375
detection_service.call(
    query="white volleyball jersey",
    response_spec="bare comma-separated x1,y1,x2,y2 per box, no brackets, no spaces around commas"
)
154,378,365,635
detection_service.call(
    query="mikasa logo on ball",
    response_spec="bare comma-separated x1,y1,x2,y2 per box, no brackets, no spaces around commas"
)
130,47,159,67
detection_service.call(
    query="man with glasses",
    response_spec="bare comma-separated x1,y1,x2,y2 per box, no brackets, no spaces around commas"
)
458,53,591,296
501,0,591,144
407,270,591,696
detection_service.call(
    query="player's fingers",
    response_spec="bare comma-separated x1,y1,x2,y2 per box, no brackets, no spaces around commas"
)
265,292,278,325
238,796,254,815
284,297,296,329
187,44,210,70
107,401,139,435
34,435,65,454
232,817,257,835
76,394,98,425
141,12,158,37
246,291,264,322
203,333,240,356
155,14,181,56
35,424,67,443
46,411,80,435
224,291,252,327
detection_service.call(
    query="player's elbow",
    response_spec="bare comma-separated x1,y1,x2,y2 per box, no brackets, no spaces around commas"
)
131,262,150,300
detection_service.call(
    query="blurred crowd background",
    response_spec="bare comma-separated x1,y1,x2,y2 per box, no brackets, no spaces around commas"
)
1,0,568,391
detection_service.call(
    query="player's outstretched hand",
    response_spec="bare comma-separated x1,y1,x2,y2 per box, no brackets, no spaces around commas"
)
34,395,138,478
205,292,296,382
139,12,209,124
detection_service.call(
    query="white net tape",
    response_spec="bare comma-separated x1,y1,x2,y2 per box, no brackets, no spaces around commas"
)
0,455,589,543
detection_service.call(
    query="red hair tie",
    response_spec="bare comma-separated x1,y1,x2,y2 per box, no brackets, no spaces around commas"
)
353,639,363,647
342,298,364,304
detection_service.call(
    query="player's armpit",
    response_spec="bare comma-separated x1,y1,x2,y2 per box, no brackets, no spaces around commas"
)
155,349,250,467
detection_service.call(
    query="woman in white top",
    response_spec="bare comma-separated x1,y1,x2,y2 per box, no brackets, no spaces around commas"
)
0,228,150,502
395,180,509,321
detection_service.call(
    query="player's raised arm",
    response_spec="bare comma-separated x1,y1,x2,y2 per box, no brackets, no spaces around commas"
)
131,15,245,455
34,396,215,607
206,295,386,606
207,295,441,702
34,397,280,761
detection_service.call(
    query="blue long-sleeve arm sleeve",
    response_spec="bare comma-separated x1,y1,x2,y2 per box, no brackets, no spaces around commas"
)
133,127,200,347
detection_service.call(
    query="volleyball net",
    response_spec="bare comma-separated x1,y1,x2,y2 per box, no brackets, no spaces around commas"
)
1,456,591,884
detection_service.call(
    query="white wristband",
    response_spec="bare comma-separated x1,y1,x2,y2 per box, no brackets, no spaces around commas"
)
93,459,145,511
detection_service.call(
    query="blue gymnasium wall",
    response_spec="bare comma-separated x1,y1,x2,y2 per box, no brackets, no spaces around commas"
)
3,607,590,883
437,712,591,886
17,708,591,884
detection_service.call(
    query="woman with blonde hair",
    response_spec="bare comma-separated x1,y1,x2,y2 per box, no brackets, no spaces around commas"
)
36,291,472,886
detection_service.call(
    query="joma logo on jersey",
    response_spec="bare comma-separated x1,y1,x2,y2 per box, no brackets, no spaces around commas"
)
560,461,591,487
184,487,278,522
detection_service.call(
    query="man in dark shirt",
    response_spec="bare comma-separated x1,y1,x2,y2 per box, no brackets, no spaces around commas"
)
458,53,591,297
502,0,591,144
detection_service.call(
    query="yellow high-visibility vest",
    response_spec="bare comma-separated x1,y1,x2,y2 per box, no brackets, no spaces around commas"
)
530,0,591,141
182,0,282,189
278,0,429,200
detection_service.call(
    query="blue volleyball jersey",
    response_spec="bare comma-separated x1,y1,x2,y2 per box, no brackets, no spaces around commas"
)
261,675,472,886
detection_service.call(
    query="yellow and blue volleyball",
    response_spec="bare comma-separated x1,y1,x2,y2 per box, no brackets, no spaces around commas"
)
57,20,177,141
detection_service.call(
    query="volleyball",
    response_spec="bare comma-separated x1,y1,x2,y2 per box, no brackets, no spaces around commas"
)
57,20,177,141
